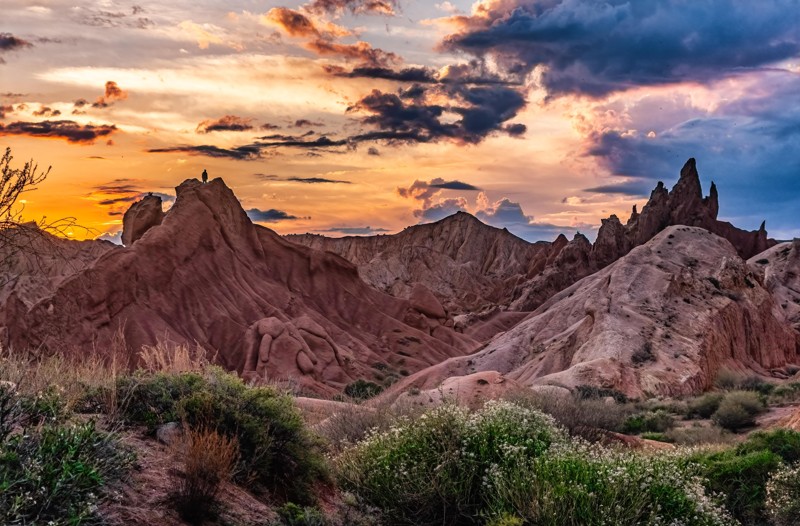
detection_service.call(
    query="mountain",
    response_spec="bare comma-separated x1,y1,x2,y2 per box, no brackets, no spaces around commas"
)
289,159,775,319
2,179,477,395
387,225,799,399
288,212,555,315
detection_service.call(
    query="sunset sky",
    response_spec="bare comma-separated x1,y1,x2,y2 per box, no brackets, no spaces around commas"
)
2,0,799,243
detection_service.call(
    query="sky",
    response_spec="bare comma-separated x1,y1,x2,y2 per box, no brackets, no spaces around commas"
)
2,0,799,243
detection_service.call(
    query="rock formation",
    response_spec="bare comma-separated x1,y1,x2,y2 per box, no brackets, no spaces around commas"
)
3,178,477,395
386,226,799,399
121,194,165,246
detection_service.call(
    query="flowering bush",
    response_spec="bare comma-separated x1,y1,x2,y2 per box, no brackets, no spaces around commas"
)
765,463,800,526
337,401,733,525
336,401,563,524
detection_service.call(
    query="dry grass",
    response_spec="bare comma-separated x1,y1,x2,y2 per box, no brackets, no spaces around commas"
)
172,427,239,524
139,341,213,374
316,399,423,451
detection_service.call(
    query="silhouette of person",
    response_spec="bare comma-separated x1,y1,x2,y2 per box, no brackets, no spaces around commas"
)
202,169,208,184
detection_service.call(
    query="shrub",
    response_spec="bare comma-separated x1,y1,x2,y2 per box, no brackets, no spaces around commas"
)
0,420,131,525
277,502,327,526
119,367,325,501
574,385,629,403
691,448,780,525
715,368,742,390
337,401,564,525
622,410,675,434
690,430,800,525
173,427,239,524
664,425,734,446
765,463,800,526
344,380,383,401
687,393,724,419
711,391,765,431
488,442,733,526
504,389,634,440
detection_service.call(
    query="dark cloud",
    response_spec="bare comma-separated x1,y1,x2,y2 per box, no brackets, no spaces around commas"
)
316,226,391,235
294,119,323,128
334,65,437,83
367,147,380,156
430,180,481,191
148,144,262,160
197,115,254,133
305,0,398,16
443,0,800,97
73,7,154,29
247,208,302,222
286,176,351,184
348,83,526,144
582,180,652,197
305,39,398,66
330,60,518,86
261,123,281,130
32,106,61,117
0,105,13,119
88,180,175,216
266,8,321,37
256,136,348,149
0,33,33,63
73,98,90,108
93,81,128,108
0,120,117,144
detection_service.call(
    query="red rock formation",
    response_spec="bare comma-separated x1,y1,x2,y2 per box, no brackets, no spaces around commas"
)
749,239,800,333
121,194,165,246
3,178,477,395
387,226,800,399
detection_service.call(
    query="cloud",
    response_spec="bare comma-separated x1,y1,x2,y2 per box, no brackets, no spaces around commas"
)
582,71,800,235
305,39,398,66
0,33,33,63
348,83,526,144
92,81,128,108
197,115,254,133
32,106,61,117
148,144,262,160
0,120,117,144
72,6,153,29
442,0,800,97
286,176,351,184
397,178,481,207
246,208,302,221
87,180,175,216
316,226,391,235
415,197,469,221
367,146,380,155
264,8,322,37
0,105,13,119
294,119,323,128
305,0,399,16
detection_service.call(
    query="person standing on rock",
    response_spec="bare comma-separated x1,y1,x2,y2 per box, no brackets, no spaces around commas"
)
202,169,208,184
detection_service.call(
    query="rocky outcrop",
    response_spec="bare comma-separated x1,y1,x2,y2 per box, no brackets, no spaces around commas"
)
121,194,165,246
4,178,477,395
388,226,799,399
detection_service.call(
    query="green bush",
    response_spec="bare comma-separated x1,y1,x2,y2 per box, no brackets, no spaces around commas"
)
0,420,131,525
344,380,383,401
119,367,325,501
711,391,765,431
277,502,327,525
337,401,563,525
687,393,724,419
690,430,800,525
622,410,675,434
